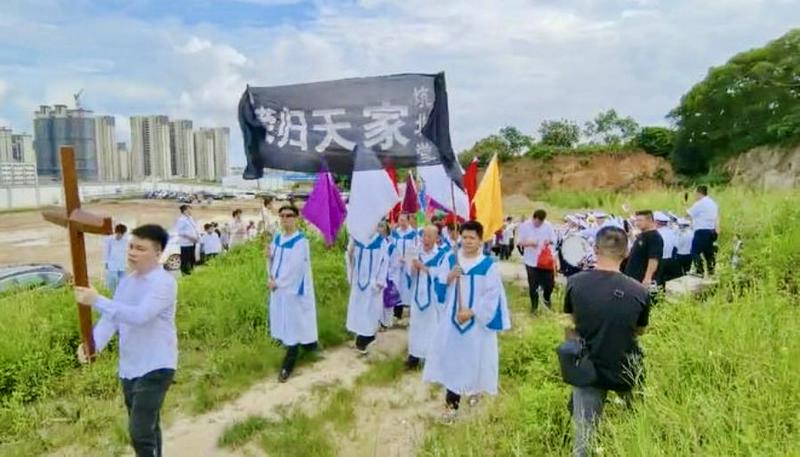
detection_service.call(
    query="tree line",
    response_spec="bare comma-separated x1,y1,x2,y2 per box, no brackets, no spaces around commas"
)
459,28,800,176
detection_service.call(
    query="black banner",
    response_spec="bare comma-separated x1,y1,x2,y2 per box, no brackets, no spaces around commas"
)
238,72,461,185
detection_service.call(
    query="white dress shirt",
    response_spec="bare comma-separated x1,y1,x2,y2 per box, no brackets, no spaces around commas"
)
657,227,677,259
175,214,200,247
104,235,129,272
201,232,223,254
92,266,178,379
517,220,557,267
688,196,719,231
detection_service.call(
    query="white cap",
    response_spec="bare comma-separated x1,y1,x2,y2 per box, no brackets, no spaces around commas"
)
654,211,670,223
594,211,608,218
677,218,690,226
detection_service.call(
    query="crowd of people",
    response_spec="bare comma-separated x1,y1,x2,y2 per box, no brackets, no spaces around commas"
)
85,186,719,457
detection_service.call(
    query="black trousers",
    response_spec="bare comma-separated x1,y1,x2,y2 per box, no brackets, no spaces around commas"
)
677,254,693,275
180,245,196,275
446,389,461,410
393,305,404,320
121,368,175,457
691,229,717,275
282,342,318,374
355,334,375,351
526,266,555,311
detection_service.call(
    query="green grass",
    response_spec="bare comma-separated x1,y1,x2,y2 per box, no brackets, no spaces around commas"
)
354,355,406,387
421,187,800,456
0,234,350,456
217,415,270,448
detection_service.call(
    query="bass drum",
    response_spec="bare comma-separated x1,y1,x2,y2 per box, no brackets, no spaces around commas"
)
559,235,594,277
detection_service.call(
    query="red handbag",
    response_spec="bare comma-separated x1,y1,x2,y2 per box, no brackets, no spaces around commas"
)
537,245,555,270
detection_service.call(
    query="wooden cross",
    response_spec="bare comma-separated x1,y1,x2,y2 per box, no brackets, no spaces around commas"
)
41,146,113,360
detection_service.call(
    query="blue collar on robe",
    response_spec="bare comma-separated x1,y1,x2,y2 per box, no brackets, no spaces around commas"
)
271,232,307,294
354,235,383,291
450,255,503,334
413,248,446,311
391,228,417,256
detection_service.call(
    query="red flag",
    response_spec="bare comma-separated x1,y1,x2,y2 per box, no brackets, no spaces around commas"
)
464,158,479,220
402,173,419,214
386,164,401,223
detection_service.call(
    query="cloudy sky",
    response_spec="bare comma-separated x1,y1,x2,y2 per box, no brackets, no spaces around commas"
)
1,0,798,167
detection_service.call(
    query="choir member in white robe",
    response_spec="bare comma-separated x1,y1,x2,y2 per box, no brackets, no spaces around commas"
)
268,205,318,383
346,227,390,354
423,221,511,418
378,221,401,329
392,213,419,317
676,219,694,275
406,225,448,370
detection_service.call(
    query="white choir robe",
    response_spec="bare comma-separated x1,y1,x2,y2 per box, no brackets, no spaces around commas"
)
408,246,447,359
346,234,389,337
423,252,511,396
268,231,318,346
392,227,419,306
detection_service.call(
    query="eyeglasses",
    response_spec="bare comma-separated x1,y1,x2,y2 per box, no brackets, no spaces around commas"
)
280,214,297,218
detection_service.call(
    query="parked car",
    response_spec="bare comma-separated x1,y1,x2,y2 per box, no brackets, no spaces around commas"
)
0,264,72,295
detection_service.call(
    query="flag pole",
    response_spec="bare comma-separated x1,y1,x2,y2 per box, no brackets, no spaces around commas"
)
450,180,467,315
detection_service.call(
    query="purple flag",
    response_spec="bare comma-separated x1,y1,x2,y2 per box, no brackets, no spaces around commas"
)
401,173,419,214
302,168,347,247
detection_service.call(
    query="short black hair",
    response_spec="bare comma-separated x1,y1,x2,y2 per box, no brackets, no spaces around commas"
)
232,209,242,217
596,226,629,260
131,224,169,251
114,224,127,234
696,185,708,196
533,209,547,221
635,210,654,220
179,204,191,213
460,220,484,239
204,223,212,230
279,205,299,216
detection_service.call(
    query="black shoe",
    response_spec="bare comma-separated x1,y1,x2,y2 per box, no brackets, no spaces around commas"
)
278,369,290,383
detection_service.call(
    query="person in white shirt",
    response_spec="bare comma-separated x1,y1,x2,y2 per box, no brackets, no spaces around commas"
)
229,209,247,247
675,219,694,275
499,217,515,260
104,224,129,293
201,223,223,262
517,209,558,312
686,185,720,275
74,224,177,457
654,212,681,286
175,205,200,275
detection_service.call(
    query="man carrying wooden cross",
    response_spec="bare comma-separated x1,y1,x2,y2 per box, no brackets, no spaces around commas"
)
75,224,177,457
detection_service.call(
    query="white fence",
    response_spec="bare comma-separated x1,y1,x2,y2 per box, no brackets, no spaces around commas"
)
0,180,286,211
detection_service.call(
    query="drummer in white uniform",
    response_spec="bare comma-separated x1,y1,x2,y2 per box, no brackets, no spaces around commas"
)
654,211,681,286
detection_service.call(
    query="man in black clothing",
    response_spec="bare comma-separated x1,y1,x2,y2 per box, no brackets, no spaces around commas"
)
623,210,663,287
564,226,650,457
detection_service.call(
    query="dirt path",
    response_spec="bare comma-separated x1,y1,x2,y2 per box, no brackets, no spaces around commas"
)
151,261,535,457
157,329,409,457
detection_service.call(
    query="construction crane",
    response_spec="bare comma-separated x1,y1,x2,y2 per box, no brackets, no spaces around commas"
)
73,89,84,109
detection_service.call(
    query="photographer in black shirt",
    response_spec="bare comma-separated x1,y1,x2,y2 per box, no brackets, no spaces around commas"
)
565,226,650,457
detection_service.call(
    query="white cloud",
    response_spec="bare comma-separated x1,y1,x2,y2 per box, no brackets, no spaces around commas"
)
0,0,798,166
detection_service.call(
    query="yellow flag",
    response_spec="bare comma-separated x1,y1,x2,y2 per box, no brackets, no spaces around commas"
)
473,154,504,241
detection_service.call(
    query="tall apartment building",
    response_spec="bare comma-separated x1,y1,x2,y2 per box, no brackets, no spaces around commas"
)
117,142,131,181
130,115,171,180
95,116,118,181
12,133,35,164
33,105,98,181
213,127,230,180
169,120,195,178
0,127,12,162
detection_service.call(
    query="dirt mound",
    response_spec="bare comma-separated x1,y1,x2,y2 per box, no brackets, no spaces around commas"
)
500,151,673,198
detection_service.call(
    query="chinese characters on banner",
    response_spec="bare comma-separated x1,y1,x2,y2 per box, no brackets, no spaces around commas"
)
238,72,461,184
